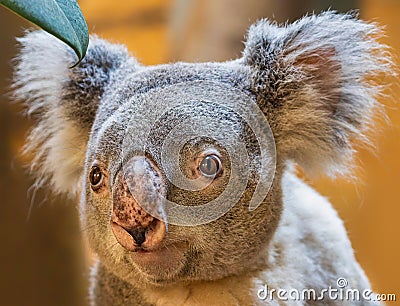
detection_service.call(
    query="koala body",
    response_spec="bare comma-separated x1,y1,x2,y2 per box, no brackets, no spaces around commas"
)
13,12,390,305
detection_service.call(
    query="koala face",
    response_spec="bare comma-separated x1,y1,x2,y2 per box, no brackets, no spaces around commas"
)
83,75,280,285
13,12,390,288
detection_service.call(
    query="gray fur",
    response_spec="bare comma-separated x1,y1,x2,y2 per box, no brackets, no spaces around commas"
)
13,31,135,195
12,12,392,305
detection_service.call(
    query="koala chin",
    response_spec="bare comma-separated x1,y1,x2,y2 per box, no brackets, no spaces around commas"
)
13,12,392,306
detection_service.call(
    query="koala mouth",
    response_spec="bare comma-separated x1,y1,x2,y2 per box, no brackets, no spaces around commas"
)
131,240,189,265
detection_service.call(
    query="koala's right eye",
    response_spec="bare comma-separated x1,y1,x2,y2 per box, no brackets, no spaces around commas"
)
198,155,222,177
89,166,104,190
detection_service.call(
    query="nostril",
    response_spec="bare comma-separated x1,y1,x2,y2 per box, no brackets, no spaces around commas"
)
111,219,166,251
127,228,146,245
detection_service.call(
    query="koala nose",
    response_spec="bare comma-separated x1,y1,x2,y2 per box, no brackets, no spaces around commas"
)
111,218,166,250
111,156,167,251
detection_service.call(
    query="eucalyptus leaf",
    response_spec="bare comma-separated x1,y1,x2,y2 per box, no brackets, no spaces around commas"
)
0,0,89,65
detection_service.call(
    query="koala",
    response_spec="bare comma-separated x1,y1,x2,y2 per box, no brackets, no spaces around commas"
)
12,12,391,306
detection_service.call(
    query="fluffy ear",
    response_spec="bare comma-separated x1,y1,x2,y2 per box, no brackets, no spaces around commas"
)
13,31,137,196
242,11,393,176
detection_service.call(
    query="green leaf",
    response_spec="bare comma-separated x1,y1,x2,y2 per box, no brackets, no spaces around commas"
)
0,0,89,65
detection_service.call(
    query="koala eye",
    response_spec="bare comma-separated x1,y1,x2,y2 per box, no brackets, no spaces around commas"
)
89,166,103,189
198,155,222,177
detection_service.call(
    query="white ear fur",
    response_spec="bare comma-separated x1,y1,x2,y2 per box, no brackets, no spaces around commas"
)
13,31,132,196
243,12,393,176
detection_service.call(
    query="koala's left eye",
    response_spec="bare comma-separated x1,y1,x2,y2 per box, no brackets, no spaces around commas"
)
198,155,222,177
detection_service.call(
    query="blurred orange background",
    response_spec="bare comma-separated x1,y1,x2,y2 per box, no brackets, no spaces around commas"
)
0,1,398,305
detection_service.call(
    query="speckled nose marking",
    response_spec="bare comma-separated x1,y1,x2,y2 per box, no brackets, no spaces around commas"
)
111,156,166,249
112,169,155,229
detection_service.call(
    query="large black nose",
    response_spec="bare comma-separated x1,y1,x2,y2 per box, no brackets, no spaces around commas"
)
127,227,146,246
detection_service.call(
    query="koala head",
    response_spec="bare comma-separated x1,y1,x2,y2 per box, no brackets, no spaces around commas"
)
13,12,389,287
